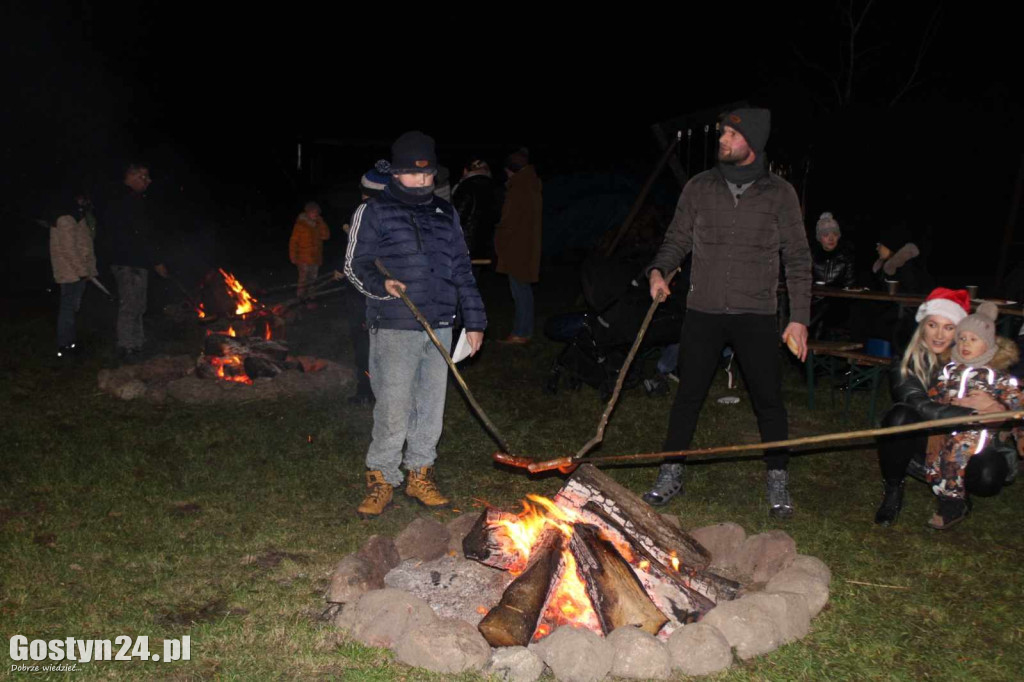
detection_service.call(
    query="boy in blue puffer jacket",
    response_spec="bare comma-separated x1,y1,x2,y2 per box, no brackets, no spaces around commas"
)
344,131,487,517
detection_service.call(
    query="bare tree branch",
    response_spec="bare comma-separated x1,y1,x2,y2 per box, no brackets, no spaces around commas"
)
890,3,943,106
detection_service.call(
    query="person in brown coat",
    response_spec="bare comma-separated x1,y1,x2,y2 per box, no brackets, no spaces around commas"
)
289,201,330,299
494,148,542,343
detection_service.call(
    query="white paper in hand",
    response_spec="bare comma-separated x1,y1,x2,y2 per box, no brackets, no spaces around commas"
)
452,329,472,363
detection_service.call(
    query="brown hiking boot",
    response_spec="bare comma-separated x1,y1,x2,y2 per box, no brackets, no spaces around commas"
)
405,466,450,507
357,470,393,518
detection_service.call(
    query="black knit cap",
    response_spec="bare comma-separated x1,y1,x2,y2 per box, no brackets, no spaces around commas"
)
390,130,437,175
720,108,771,154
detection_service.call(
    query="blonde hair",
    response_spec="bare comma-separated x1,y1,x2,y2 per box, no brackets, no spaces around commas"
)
899,319,952,386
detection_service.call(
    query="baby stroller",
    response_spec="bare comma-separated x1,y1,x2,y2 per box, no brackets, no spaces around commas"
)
543,251,686,401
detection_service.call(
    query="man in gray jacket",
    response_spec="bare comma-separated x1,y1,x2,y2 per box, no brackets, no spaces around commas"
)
643,108,811,518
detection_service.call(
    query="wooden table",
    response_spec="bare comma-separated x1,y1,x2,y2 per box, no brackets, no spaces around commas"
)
811,286,1022,317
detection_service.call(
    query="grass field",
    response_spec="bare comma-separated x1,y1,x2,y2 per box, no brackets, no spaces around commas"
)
1,269,1021,681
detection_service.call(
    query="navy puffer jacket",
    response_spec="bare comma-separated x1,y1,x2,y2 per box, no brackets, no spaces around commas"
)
344,186,487,332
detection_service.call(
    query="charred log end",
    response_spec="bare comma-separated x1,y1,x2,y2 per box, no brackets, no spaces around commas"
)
478,530,563,647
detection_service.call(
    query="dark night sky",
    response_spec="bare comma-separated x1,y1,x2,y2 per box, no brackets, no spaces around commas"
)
2,2,1019,284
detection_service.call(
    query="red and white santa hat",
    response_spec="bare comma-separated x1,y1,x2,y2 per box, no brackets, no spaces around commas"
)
915,287,971,324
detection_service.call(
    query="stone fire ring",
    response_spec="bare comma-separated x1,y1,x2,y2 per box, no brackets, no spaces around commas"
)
97,354,354,404
325,515,831,681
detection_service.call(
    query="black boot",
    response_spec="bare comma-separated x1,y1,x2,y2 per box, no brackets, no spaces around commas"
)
927,496,970,530
873,479,905,526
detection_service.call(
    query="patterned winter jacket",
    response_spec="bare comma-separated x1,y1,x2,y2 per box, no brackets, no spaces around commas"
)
344,185,487,332
646,167,812,325
929,358,1024,452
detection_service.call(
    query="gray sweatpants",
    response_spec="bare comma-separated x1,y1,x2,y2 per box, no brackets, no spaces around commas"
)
112,265,148,350
365,327,452,486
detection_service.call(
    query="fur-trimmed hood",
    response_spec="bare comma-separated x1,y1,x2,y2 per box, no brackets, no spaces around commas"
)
990,335,1019,371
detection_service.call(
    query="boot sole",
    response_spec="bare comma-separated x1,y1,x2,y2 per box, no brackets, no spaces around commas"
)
405,494,450,509
356,501,393,519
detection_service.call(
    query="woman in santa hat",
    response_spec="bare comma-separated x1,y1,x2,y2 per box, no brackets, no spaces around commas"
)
874,287,1018,526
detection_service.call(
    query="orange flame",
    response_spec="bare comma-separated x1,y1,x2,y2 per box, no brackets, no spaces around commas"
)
227,326,236,337
196,303,206,319
264,321,272,340
219,268,257,316
491,495,600,638
210,355,252,385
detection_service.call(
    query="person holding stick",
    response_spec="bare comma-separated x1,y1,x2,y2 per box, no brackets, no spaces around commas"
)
875,288,1018,526
344,130,486,518
643,108,811,518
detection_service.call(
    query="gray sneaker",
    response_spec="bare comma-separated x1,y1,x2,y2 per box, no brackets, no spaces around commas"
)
766,469,794,519
642,463,684,506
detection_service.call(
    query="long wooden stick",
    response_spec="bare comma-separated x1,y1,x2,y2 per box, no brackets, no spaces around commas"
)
573,269,679,461
494,410,1024,473
374,259,513,454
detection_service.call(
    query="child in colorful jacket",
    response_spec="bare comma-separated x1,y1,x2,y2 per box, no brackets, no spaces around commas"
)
926,302,1023,528
289,201,330,299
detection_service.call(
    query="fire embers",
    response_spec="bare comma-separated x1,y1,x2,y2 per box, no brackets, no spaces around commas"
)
463,465,741,646
197,327,299,385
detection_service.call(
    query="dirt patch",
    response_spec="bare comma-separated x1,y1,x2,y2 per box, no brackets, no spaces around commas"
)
156,597,240,627
169,502,202,517
241,550,310,570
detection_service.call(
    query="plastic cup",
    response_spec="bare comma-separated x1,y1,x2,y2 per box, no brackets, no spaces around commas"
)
885,280,899,295
965,285,979,299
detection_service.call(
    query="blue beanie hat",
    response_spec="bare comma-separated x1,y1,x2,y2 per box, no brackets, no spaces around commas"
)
360,159,391,197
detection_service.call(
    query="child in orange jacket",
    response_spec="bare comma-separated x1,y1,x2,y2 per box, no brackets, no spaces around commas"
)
289,201,330,299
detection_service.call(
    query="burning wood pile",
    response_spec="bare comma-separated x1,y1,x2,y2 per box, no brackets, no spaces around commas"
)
463,465,740,645
195,269,293,386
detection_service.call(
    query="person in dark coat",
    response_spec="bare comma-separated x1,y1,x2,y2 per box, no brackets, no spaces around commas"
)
452,159,500,260
344,131,486,518
100,163,169,362
872,224,931,294
643,108,812,518
809,211,855,338
494,148,542,344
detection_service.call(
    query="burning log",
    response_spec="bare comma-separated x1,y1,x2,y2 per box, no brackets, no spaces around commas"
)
462,509,524,571
244,355,283,379
466,464,742,644
568,523,667,635
477,529,564,647
556,465,710,569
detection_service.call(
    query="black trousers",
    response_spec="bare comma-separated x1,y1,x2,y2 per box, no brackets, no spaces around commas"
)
878,403,1009,496
664,310,789,470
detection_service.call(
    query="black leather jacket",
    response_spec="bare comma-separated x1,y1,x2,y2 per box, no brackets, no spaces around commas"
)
889,361,973,421
811,242,855,288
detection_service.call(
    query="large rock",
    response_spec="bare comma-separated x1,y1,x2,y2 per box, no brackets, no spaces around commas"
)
383,555,511,626
334,588,437,648
733,530,796,583
394,617,490,674
689,522,746,568
667,622,733,676
325,554,380,604
446,512,481,555
394,517,450,562
736,591,810,644
702,598,781,660
356,535,401,577
765,563,830,617
532,626,613,682
606,626,671,680
789,554,832,586
485,646,546,682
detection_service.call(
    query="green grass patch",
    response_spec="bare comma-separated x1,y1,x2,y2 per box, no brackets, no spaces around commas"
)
1,273,1021,680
